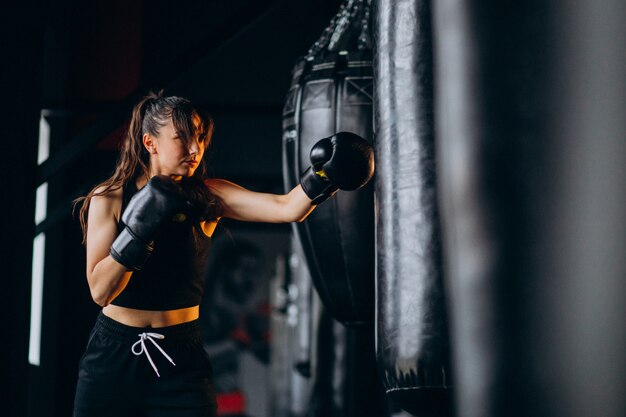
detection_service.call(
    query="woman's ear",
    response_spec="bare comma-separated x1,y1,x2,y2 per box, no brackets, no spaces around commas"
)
143,133,157,154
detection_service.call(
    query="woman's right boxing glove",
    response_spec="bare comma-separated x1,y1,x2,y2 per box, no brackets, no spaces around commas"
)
110,175,194,271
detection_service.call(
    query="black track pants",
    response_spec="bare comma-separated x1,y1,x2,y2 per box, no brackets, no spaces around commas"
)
73,312,218,417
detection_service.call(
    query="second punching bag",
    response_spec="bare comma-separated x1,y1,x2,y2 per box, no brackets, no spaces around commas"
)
282,0,375,326
374,0,453,416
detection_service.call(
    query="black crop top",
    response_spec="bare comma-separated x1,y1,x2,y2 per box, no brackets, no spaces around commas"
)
110,180,212,310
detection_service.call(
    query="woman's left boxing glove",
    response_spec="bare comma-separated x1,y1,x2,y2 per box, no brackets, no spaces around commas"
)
299,132,375,205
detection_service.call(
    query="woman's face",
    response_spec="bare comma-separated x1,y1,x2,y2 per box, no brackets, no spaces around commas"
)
146,114,208,178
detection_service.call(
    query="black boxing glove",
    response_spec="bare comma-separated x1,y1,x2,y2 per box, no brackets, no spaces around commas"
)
299,132,375,205
110,175,195,271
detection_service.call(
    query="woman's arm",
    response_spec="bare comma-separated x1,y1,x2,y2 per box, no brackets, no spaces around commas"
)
85,189,133,306
207,132,375,224
206,179,316,223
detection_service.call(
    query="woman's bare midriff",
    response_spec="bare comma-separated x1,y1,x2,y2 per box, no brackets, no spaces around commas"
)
102,304,200,328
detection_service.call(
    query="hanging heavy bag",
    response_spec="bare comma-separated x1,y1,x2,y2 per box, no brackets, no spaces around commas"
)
282,2,391,417
432,0,626,417
282,0,375,326
374,0,453,415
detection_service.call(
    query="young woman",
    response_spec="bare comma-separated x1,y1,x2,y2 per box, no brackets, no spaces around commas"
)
72,91,374,417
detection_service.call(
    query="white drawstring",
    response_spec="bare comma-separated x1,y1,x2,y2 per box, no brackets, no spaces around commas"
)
131,332,176,377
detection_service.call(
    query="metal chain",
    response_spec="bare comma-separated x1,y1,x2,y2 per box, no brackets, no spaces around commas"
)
327,0,358,50
305,0,371,61
357,0,372,50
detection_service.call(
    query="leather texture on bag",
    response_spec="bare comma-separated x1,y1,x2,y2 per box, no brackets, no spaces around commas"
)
374,0,454,415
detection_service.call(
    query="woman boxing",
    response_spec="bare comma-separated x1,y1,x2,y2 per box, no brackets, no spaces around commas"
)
72,90,374,417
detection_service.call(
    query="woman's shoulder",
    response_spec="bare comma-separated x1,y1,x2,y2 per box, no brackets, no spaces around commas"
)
87,183,126,224
92,184,123,200
90,184,124,215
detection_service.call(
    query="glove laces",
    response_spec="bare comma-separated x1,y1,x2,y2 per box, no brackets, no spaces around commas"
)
131,332,176,377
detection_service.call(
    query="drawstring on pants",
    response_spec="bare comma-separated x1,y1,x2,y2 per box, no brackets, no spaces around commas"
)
131,332,176,377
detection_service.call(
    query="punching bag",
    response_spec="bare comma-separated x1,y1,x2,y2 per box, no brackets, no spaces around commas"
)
374,0,453,416
282,0,375,326
281,2,391,417
308,303,391,417
433,0,626,416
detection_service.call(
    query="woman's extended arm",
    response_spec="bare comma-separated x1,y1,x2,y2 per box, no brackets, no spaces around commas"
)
206,179,316,224
85,189,133,306
206,133,376,224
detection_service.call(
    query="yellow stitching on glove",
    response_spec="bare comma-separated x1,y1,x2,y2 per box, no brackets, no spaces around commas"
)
315,170,327,178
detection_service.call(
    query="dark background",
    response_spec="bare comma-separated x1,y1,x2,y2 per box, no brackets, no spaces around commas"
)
2,1,343,416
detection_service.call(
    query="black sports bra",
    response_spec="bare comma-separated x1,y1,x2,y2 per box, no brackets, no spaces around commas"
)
110,180,212,310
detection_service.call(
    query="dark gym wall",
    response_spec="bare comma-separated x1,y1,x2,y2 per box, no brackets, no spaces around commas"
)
2,3,44,417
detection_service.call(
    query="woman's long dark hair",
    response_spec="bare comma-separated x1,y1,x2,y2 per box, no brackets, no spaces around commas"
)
74,90,222,243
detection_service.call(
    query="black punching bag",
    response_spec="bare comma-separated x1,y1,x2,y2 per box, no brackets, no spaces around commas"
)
282,0,375,326
374,0,453,416
433,0,626,416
